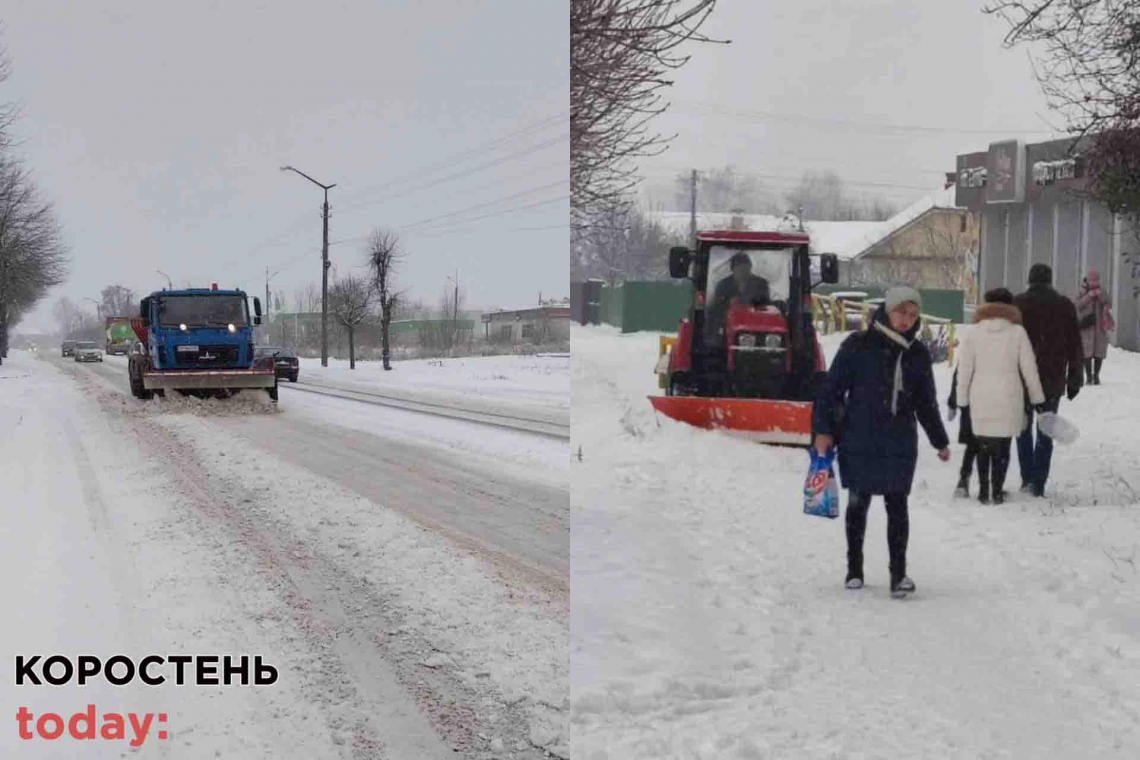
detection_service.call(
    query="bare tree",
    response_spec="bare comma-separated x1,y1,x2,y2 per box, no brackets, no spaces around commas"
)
99,284,135,318
571,0,726,236
984,1,1140,222
329,274,374,370
363,229,405,371
578,200,686,284
0,40,19,154
0,156,69,359
52,296,85,337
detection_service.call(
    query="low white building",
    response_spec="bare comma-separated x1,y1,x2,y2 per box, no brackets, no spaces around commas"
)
481,305,571,343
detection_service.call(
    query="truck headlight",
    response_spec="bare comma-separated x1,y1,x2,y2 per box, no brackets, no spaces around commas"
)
738,333,757,347
765,334,782,349
228,324,236,333
179,323,187,331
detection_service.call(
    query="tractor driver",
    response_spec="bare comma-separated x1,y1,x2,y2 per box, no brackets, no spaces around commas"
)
704,251,771,347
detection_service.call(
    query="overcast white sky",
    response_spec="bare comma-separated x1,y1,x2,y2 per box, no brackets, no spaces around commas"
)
638,0,1062,213
6,1,568,333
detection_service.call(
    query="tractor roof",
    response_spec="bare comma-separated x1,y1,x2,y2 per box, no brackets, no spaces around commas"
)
696,229,810,245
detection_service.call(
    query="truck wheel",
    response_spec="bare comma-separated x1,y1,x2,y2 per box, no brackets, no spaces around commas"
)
129,370,153,400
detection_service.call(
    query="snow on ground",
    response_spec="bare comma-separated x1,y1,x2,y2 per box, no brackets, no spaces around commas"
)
1,349,568,758
294,353,569,423
571,324,1140,759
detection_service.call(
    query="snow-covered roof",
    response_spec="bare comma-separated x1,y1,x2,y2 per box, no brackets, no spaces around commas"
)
650,186,963,261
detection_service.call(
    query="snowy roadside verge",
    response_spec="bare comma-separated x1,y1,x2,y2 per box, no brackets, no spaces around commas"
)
294,353,569,424
138,400,570,757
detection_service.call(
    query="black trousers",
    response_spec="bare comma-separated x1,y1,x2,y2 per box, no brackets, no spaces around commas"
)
959,440,978,481
1083,357,1103,383
846,492,908,582
975,436,1012,495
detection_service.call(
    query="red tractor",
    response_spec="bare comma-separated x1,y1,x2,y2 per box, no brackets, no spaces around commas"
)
649,228,839,445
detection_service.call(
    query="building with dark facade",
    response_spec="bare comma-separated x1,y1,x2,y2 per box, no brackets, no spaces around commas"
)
956,137,1139,351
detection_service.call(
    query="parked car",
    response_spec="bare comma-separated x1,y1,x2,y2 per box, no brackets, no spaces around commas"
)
254,346,299,382
61,340,77,357
74,341,104,363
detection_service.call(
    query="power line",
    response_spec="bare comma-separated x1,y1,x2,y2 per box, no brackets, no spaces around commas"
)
396,179,567,233
669,99,1062,136
228,112,567,270
639,166,936,192
335,132,568,216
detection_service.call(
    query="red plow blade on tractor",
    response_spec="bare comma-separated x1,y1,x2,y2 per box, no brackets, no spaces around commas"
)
647,395,814,446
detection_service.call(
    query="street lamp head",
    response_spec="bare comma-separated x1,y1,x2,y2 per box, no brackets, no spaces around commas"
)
279,165,293,172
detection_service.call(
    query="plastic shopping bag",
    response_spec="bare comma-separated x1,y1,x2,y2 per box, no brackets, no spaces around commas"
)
803,447,840,519
1037,412,1080,445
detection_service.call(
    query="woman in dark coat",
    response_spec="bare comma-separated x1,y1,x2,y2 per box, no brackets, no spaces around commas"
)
812,286,951,598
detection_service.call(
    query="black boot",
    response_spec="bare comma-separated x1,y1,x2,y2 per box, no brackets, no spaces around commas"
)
845,492,870,587
977,447,992,505
991,438,1011,505
1094,357,1103,385
1083,358,1094,385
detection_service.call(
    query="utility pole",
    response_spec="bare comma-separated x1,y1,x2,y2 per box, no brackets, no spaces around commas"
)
690,169,698,243
321,191,331,366
280,165,336,366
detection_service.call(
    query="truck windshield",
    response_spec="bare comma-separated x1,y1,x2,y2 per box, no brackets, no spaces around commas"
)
157,295,249,328
707,246,793,304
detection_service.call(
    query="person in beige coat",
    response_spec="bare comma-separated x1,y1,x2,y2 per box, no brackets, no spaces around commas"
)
955,288,1046,504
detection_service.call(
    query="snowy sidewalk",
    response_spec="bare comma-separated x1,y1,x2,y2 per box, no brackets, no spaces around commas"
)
571,326,1140,759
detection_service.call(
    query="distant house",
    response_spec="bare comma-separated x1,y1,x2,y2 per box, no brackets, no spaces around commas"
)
839,186,979,301
481,304,571,343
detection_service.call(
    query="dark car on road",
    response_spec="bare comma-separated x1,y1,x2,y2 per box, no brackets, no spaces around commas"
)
255,346,299,382
61,340,77,357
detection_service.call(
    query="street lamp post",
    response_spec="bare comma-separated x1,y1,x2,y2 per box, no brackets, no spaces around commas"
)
84,298,103,339
157,270,173,290
280,165,336,367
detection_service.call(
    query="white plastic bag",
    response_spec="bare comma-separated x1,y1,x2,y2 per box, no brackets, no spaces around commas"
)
1037,412,1079,445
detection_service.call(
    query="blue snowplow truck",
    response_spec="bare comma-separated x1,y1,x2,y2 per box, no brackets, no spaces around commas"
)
127,283,278,403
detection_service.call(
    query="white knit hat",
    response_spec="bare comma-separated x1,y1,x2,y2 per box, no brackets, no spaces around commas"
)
884,285,922,312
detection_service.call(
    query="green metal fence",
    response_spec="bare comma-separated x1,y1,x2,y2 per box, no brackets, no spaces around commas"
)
596,280,965,334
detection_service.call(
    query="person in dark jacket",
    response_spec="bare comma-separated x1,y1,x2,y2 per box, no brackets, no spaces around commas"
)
1013,264,1084,498
704,252,771,346
946,365,977,498
812,286,951,597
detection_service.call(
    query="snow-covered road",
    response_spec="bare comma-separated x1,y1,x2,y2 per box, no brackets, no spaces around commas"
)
2,350,569,759
571,325,1140,759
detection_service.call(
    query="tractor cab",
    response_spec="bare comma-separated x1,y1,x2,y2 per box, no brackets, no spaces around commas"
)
650,228,839,445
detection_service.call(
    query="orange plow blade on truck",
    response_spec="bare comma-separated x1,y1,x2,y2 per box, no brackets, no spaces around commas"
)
647,395,814,446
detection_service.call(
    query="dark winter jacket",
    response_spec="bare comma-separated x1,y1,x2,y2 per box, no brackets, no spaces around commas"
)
812,305,950,495
1013,284,1084,400
946,367,974,446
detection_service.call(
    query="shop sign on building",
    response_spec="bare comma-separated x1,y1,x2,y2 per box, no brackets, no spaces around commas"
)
986,139,1025,204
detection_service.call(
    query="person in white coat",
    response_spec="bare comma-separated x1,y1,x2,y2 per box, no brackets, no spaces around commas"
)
955,288,1047,504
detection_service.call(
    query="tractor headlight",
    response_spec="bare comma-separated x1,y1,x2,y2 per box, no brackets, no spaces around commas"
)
765,334,782,349
738,333,757,348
